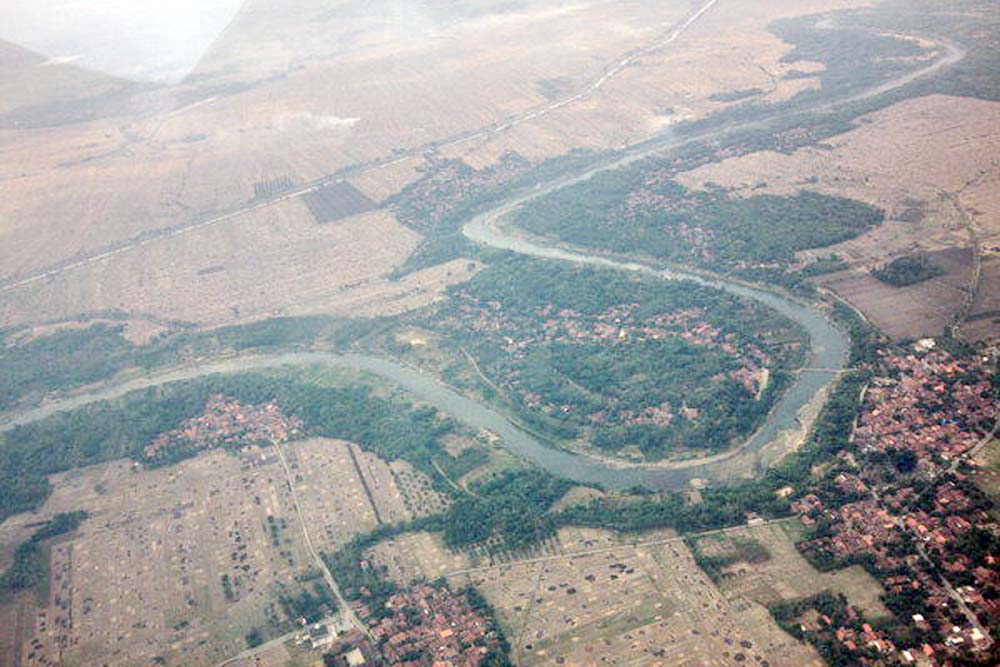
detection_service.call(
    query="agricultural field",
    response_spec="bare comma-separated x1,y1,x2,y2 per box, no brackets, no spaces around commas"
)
0,436,447,667
676,94,1000,340
452,525,825,667
367,532,471,587
0,0,881,334
689,521,891,620
301,181,377,224
438,0,879,169
0,201,478,328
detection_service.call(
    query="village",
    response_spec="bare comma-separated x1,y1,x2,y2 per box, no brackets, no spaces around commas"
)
444,295,781,430
311,584,507,667
143,394,304,462
789,343,999,665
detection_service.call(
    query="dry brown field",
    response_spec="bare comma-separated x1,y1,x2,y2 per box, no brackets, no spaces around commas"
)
368,532,471,588
446,0,875,169
0,437,445,667
0,0,879,334
452,524,825,667
0,200,478,327
815,246,974,340
964,256,1000,341
677,94,1000,340
971,440,1000,505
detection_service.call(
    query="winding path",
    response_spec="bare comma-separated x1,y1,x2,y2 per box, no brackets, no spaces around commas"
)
0,25,966,492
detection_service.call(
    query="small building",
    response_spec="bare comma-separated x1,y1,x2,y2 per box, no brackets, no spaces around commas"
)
345,647,366,666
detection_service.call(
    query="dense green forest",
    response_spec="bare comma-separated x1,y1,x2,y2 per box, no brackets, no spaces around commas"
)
514,178,883,274
439,469,572,551
871,254,946,286
0,372,459,521
425,257,805,458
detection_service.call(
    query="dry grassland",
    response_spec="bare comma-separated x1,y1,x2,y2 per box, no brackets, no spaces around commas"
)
0,201,475,329
453,526,822,667
677,94,1000,340
444,0,875,169
368,532,471,588
0,0,882,336
0,0,692,286
0,437,445,666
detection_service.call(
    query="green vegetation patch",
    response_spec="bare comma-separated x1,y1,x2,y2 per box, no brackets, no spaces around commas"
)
440,469,571,551
844,0,1000,102
871,254,945,286
0,512,87,598
0,323,135,411
514,175,883,273
708,88,764,103
770,18,927,101
0,315,343,412
689,535,771,583
426,258,806,459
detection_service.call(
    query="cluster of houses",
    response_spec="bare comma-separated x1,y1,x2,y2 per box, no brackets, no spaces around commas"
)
853,350,995,464
790,345,998,665
365,584,504,666
453,296,777,423
142,394,303,460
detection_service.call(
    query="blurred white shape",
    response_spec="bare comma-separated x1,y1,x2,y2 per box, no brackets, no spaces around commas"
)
0,0,245,82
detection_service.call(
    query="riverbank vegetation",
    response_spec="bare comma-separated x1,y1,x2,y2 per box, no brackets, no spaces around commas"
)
0,315,343,412
513,179,883,277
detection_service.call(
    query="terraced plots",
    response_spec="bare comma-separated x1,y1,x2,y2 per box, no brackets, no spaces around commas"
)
453,526,824,667
689,521,891,621
1,437,447,667
301,181,377,224
253,176,294,200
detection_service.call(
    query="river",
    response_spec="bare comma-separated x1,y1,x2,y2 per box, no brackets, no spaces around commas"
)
2,31,966,490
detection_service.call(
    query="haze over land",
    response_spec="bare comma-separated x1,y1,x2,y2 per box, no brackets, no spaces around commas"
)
0,0,244,81
0,0,997,666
